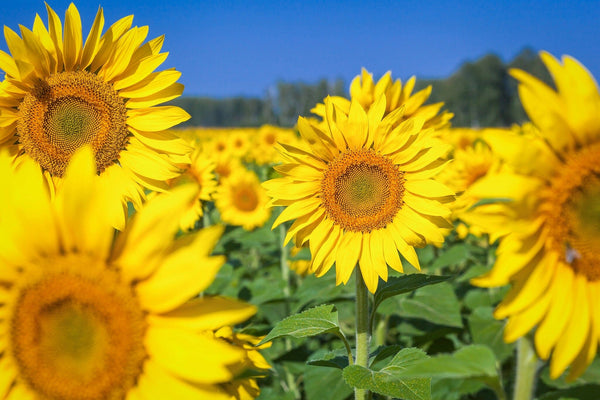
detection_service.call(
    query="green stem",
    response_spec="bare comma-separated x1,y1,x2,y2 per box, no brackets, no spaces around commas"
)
279,224,291,297
513,336,538,400
202,203,211,228
355,269,370,400
374,315,389,348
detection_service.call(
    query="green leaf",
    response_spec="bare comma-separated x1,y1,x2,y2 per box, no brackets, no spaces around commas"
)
369,344,404,368
536,384,600,400
258,304,342,345
540,358,600,389
292,273,350,313
468,197,513,210
307,349,350,370
305,366,353,400
373,274,451,315
430,244,469,269
398,282,463,328
468,306,514,362
397,345,498,379
343,348,431,400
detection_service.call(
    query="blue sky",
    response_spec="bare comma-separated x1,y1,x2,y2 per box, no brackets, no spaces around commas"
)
1,0,599,97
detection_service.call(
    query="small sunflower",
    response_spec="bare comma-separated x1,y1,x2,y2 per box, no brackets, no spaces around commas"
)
264,95,454,293
312,68,453,131
248,125,298,165
168,144,218,231
227,129,252,159
215,168,271,230
0,147,258,399
215,326,271,399
470,52,600,380
437,133,501,237
0,4,191,228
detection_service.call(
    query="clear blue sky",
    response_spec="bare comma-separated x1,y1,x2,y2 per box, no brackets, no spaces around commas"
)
2,0,599,98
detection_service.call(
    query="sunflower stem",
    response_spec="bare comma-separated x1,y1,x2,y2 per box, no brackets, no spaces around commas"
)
279,224,291,297
202,204,211,227
355,268,370,400
513,335,538,400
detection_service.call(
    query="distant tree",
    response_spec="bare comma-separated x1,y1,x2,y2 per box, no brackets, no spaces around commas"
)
171,49,553,128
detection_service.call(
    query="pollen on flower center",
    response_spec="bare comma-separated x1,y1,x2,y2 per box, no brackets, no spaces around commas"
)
9,255,147,400
234,186,259,211
321,148,404,232
17,71,129,177
545,142,600,280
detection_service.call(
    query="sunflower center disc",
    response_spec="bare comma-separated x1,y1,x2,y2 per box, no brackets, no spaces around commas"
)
10,258,146,400
17,71,129,177
547,143,600,280
234,186,259,211
322,149,404,232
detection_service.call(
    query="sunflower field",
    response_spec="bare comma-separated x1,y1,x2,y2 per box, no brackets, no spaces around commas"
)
0,3,599,400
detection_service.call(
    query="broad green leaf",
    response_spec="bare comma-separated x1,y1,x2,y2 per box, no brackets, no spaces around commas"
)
397,345,498,379
398,282,463,328
430,244,469,269
468,306,514,362
258,304,342,345
369,344,403,368
256,387,297,400
307,349,350,370
431,377,485,400
292,273,350,313
540,358,600,389
373,274,451,315
343,348,431,400
536,384,600,400
305,366,353,400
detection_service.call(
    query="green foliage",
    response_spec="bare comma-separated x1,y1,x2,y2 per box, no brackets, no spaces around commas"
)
343,348,432,400
398,282,463,328
258,304,344,345
205,212,593,400
372,274,451,315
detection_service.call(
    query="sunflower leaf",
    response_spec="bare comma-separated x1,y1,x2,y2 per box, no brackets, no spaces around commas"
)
372,273,451,315
343,348,431,400
258,304,342,345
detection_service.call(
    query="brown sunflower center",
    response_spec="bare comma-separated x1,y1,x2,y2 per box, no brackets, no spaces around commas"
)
10,256,147,400
546,142,600,280
234,186,259,211
321,148,404,232
17,71,129,177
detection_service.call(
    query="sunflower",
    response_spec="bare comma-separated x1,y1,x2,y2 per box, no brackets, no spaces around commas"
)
263,95,454,293
311,68,453,131
215,326,271,400
0,147,259,399
168,144,218,231
437,132,501,237
248,125,298,165
470,52,600,380
227,129,252,159
215,168,271,230
0,4,191,228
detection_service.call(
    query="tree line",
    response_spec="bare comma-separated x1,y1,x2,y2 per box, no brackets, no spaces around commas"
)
171,48,553,128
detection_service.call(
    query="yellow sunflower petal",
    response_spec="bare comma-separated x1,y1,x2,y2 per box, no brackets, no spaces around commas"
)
550,273,590,379
147,296,257,332
137,360,229,400
144,325,244,383
335,231,361,285
535,265,575,360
